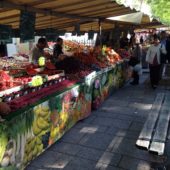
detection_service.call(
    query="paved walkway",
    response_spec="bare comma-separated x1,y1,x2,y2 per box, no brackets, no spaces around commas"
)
26,73,170,170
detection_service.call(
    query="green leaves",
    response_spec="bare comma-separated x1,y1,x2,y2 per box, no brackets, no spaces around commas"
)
113,0,170,25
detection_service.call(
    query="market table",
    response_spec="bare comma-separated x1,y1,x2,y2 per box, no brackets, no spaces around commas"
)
0,80,92,170
92,60,129,110
0,60,129,170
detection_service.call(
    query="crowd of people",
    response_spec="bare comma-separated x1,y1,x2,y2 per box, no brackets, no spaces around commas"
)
126,31,170,89
146,31,170,89
31,30,170,89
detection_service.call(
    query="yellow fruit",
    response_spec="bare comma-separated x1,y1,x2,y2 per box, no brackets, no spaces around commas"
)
36,137,42,145
27,152,33,162
60,112,68,122
29,139,36,151
25,143,31,154
38,110,49,117
33,106,41,116
50,127,60,139
37,117,49,130
41,106,49,112
43,112,50,121
33,122,42,136
27,137,32,144
37,144,43,154
59,122,66,132
32,146,38,157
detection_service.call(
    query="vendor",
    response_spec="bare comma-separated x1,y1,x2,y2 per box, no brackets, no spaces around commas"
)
31,38,48,64
53,37,64,63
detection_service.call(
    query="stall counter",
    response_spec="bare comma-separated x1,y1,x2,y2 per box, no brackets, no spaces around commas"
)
0,81,92,170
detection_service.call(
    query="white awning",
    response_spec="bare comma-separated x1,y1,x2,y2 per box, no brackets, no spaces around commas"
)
107,12,143,24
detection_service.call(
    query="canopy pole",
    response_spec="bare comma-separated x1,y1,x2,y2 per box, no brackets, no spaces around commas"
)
99,19,102,47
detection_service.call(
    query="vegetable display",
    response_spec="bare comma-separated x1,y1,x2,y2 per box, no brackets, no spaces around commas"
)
0,39,130,170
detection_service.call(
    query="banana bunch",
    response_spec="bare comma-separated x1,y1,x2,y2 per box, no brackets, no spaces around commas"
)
23,137,43,165
33,104,51,136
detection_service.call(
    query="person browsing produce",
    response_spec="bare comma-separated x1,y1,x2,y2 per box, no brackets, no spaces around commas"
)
53,37,64,62
31,38,48,64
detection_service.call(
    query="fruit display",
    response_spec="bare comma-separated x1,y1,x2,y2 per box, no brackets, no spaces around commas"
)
55,57,94,81
66,70,92,82
23,136,43,165
32,103,51,137
0,39,131,170
0,108,34,169
113,63,125,88
55,57,91,74
64,40,89,53
0,101,52,169
6,79,75,113
48,84,92,145
0,57,29,71
49,93,74,145
116,48,131,59
1,95,86,170
63,42,122,70
92,69,115,110
0,71,13,91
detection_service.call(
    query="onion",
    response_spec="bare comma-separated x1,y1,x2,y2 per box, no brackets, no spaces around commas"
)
1,156,10,167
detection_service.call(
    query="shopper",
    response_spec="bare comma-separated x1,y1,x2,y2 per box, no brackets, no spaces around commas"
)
160,31,170,63
146,35,167,89
53,37,64,62
120,33,129,49
31,38,48,64
129,43,142,85
140,36,144,44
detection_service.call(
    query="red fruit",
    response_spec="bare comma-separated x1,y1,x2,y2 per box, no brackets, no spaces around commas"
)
26,68,37,76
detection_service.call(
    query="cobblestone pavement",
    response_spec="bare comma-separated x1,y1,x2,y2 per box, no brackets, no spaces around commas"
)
26,73,169,170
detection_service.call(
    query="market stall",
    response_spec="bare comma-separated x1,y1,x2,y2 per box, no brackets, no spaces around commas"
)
0,44,130,170
0,0,145,169
0,79,94,169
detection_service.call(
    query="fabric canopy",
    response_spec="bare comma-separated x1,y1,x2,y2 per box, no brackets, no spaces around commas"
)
113,0,170,25
107,12,143,24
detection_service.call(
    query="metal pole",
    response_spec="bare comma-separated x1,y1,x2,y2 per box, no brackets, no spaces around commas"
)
99,19,102,47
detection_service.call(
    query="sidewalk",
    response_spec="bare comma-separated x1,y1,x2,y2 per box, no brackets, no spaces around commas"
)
26,73,169,170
